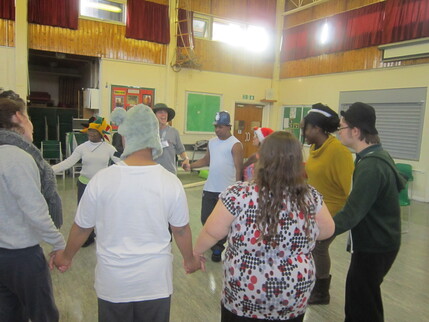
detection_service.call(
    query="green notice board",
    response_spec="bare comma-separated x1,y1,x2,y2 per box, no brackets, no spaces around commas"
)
186,92,221,133
282,105,311,142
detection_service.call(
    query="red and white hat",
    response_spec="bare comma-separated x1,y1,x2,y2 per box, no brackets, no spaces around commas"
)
254,127,274,143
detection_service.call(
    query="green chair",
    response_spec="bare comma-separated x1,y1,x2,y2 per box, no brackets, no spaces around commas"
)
396,163,413,233
41,140,65,179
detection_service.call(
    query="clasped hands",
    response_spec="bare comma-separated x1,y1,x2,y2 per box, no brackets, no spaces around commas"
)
49,250,71,273
184,253,206,274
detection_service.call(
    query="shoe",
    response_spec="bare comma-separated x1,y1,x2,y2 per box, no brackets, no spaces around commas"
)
211,250,222,262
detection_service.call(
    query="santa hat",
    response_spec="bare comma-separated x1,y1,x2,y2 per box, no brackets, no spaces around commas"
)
254,127,274,143
111,104,162,159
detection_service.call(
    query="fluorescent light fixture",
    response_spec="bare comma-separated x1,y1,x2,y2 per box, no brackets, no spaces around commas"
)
82,1,122,13
320,22,329,45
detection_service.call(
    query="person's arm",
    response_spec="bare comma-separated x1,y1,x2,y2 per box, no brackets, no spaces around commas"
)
170,224,204,274
334,163,381,235
189,148,210,171
232,142,244,181
194,200,235,256
52,223,93,272
315,202,335,240
8,151,65,250
243,153,257,169
179,151,191,171
51,146,83,173
332,148,354,196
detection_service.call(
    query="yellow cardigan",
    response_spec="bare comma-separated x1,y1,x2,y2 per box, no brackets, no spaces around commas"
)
305,135,354,216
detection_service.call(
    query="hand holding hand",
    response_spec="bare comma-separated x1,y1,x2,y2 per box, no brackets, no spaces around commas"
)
184,254,206,274
49,250,72,273
182,159,191,172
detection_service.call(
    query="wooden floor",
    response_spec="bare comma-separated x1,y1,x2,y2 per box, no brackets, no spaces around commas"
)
43,175,429,322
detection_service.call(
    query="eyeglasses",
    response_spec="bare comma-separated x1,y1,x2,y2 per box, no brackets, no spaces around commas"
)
337,126,349,131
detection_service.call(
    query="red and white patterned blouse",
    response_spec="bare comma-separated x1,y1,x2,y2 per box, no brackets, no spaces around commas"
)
220,181,323,320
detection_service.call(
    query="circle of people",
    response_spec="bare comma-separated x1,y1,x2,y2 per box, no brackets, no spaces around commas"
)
0,90,405,322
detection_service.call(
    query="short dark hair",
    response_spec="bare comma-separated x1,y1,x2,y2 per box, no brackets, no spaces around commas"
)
0,98,27,132
341,102,380,144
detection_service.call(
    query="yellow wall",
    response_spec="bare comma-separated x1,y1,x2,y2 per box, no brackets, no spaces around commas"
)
100,58,272,144
277,63,429,202
0,47,16,92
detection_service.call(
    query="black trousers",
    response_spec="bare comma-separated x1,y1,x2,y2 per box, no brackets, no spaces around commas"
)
201,190,226,252
0,245,59,322
98,296,171,322
77,179,87,204
344,250,398,322
221,304,304,322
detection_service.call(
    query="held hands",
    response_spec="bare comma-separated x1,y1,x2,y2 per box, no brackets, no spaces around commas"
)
184,253,206,274
182,159,191,172
49,249,72,273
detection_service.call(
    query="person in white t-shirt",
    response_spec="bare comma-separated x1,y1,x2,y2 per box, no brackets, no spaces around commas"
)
189,111,243,262
51,104,203,322
52,116,120,246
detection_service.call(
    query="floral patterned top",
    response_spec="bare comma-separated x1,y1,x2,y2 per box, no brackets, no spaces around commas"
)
220,181,323,320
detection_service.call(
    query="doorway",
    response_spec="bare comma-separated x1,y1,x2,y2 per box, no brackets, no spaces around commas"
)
233,103,264,158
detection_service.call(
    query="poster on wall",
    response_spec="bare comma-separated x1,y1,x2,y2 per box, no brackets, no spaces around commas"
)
111,85,155,111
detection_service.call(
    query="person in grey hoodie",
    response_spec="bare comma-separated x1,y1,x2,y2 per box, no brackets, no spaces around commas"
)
0,95,65,322
334,102,406,322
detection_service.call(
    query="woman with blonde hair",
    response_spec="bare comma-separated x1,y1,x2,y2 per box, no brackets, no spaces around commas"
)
194,131,334,321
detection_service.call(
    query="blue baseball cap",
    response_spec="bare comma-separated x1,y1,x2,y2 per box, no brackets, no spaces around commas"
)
213,111,231,126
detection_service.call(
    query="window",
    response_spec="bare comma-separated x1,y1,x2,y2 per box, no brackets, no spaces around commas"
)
339,88,427,161
193,14,270,53
80,0,126,24
193,14,210,39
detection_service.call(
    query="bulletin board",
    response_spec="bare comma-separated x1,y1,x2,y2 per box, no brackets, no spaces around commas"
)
281,105,311,142
111,85,155,111
186,92,221,133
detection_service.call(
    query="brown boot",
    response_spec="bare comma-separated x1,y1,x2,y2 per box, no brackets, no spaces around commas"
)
308,275,331,305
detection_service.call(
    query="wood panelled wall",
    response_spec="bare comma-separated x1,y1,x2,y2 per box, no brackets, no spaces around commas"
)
194,38,273,78
280,0,429,78
284,0,383,29
0,19,14,47
179,0,276,78
28,19,167,64
281,46,429,78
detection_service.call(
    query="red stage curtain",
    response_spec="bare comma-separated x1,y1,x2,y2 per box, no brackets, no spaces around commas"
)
28,0,78,29
282,2,385,61
382,0,429,44
126,0,170,44
0,0,14,20
177,8,194,48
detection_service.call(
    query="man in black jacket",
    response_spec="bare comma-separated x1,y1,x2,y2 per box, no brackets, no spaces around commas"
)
334,102,406,322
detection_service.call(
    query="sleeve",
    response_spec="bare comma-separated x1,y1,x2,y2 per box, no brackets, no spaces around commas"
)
168,180,189,227
334,161,382,235
220,183,243,217
7,152,65,250
52,144,83,173
174,128,185,155
331,147,354,196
